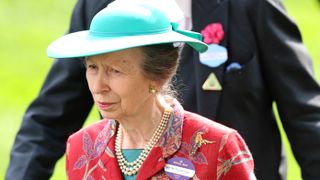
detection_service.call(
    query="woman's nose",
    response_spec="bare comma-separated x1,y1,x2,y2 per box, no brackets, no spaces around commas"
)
90,73,111,94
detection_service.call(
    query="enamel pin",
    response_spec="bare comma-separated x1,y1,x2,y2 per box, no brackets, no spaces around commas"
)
202,72,222,91
199,44,228,68
190,131,215,156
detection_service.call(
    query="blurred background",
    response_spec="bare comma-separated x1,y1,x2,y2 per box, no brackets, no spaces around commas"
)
0,0,319,179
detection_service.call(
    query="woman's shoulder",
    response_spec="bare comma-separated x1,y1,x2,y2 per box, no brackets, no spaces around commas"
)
182,111,254,178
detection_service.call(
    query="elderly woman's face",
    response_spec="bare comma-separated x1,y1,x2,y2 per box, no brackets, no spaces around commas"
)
85,47,154,120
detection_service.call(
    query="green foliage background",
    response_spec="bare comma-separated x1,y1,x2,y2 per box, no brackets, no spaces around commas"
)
0,0,319,179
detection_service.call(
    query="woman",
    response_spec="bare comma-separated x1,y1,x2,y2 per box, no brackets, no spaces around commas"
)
47,1,255,179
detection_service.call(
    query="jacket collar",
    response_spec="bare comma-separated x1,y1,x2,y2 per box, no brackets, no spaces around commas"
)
100,99,185,179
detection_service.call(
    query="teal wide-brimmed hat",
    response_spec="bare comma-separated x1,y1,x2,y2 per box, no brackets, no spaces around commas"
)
47,0,208,58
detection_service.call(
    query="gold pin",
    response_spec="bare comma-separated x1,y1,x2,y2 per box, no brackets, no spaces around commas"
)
190,131,215,156
202,72,222,91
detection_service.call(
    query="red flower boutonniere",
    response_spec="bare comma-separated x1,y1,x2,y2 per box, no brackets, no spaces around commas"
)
201,23,224,44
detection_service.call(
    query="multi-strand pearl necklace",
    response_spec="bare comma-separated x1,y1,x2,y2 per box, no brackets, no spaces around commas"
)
115,108,171,176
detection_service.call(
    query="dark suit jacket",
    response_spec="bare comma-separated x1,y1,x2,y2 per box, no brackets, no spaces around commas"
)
6,0,320,179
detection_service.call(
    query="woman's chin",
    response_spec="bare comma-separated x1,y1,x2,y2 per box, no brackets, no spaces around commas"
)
100,111,117,120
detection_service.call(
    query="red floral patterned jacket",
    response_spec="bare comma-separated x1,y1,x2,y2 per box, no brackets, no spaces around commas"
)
66,101,255,179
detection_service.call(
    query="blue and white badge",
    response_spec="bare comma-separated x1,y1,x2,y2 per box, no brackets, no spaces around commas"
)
199,44,228,67
164,157,195,180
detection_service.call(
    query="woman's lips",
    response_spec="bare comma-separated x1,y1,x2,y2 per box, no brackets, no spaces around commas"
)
97,101,114,110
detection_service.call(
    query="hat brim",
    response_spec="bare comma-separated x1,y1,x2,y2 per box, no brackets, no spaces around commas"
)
47,30,208,58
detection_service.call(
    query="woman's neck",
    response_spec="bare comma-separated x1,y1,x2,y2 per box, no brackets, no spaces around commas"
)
119,95,169,149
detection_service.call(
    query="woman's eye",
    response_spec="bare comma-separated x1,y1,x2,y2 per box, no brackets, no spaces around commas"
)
87,64,97,69
111,69,120,73
109,68,120,74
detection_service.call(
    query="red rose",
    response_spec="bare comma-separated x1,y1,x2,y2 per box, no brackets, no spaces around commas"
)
201,23,224,44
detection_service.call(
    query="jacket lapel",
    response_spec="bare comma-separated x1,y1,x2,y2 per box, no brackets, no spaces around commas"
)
98,120,123,179
136,147,167,179
137,100,185,179
190,0,230,120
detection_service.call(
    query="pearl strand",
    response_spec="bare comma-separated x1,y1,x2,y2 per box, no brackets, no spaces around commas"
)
115,109,171,176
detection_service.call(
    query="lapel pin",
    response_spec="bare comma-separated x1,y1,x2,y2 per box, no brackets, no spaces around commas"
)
190,131,215,156
202,72,222,91
199,23,228,68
